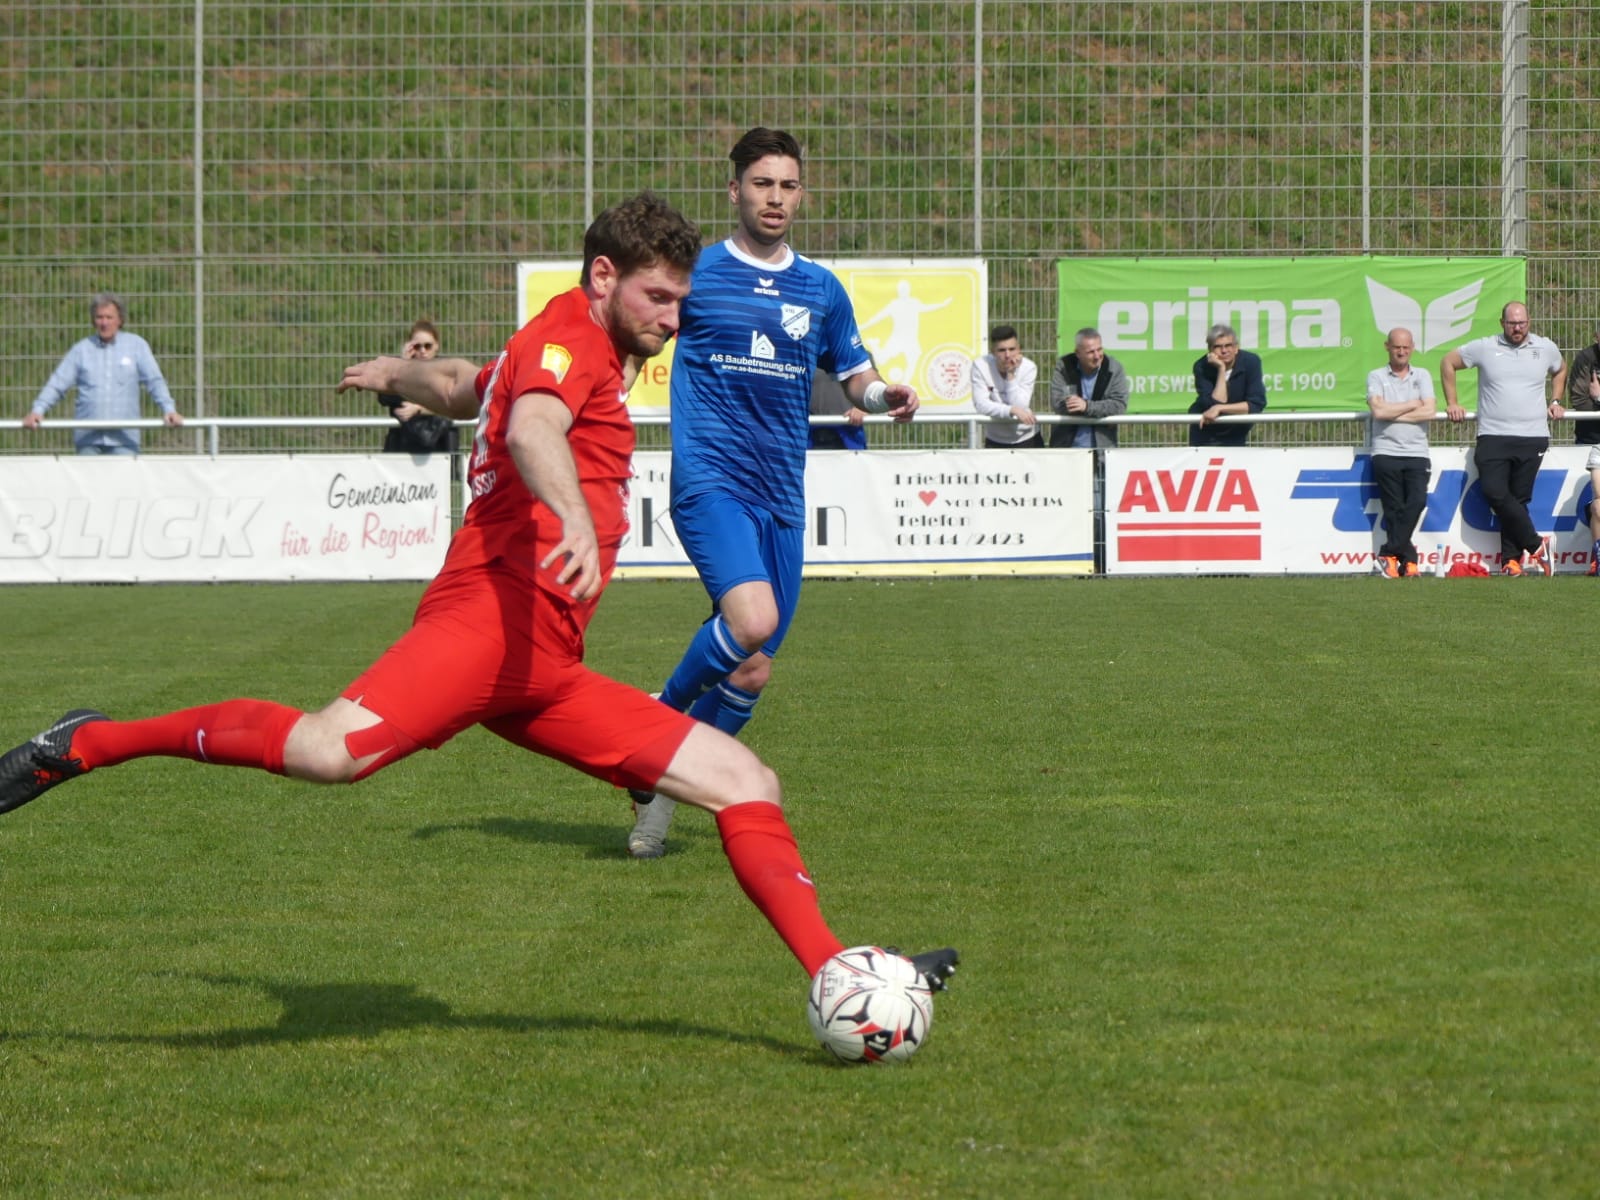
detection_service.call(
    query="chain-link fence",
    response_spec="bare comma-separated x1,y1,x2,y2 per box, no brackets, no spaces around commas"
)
2,1,1592,454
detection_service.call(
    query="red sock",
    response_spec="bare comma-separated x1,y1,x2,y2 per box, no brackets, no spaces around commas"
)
716,801,845,977
72,699,302,776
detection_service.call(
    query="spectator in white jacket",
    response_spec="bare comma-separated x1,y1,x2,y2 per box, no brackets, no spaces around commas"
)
971,324,1040,447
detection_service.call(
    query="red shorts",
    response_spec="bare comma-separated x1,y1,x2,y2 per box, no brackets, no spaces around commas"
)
342,562,693,791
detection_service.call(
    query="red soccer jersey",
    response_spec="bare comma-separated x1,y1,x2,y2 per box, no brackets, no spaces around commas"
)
444,287,634,611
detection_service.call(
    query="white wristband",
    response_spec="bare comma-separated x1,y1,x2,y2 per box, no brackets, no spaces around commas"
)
861,380,890,414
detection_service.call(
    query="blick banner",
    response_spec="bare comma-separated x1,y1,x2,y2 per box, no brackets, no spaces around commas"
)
1057,256,1527,413
0,455,450,584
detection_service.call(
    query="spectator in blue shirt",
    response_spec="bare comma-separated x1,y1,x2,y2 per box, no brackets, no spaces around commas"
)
25,292,182,454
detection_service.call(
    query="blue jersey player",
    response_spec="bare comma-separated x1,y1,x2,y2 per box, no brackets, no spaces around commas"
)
628,128,919,858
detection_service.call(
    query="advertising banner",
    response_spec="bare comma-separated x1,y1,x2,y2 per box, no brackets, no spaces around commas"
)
518,258,987,415
1106,446,1597,576
0,456,450,583
617,449,1094,577
816,259,987,413
1058,256,1526,412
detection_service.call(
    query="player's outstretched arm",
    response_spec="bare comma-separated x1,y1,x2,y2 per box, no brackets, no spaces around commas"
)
504,390,602,601
337,356,483,419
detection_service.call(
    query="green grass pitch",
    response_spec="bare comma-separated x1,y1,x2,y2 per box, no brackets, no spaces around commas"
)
2,575,1598,1198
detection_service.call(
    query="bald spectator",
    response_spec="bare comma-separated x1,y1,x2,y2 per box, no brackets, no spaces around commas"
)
1366,328,1436,578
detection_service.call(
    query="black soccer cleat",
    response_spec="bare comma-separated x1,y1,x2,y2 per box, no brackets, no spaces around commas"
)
891,946,960,993
0,709,108,816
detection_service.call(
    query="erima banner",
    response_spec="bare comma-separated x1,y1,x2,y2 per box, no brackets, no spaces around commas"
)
0,456,450,583
519,258,986,415
617,449,1093,577
1105,446,1596,576
1058,257,1526,412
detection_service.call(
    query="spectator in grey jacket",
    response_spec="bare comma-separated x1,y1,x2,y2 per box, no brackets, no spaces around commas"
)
1048,327,1129,447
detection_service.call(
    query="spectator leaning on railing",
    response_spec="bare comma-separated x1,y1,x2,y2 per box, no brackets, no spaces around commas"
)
1366,327,1436,579
1048,326,1128,448
1189,322,1266,446
970,324,1041,448
24,291,183,455
1441,300,1566,577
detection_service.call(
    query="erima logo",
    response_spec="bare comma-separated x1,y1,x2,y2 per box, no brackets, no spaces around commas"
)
1365,277,1483,351
1100,288,1341,351
758,276,774,287
750,331,776,360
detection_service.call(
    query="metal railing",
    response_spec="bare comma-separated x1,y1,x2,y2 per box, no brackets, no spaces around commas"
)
5,409,1587,457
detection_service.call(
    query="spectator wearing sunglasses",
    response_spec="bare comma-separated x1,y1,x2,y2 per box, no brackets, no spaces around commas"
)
379,319,454,454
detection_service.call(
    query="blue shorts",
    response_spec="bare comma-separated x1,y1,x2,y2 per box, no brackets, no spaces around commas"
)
670,489,803,659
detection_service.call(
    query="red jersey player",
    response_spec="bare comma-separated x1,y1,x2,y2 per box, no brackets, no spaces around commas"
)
0,192,957,1011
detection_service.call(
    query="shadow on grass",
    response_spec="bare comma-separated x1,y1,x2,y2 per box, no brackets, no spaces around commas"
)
2,973,802,1056
410,814,713,857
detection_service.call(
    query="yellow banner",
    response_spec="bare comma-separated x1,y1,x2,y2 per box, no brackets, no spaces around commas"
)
517,257,987,414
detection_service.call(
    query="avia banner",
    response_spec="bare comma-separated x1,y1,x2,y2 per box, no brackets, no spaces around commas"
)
0,455,450,584
1057,256,1526,412
617,449,1094,577
1105,446,1596,576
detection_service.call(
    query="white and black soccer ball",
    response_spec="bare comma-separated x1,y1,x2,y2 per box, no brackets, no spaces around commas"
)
806,946,934,1064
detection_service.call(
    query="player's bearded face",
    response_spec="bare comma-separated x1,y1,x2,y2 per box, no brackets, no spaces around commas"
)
603,263,691,359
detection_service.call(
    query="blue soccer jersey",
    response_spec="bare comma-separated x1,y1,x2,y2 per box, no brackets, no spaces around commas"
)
669,239,871,526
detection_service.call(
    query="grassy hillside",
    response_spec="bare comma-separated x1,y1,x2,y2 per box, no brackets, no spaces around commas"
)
2,2,1594,441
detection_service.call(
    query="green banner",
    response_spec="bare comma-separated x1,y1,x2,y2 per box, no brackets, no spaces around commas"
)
1057,256,1527,413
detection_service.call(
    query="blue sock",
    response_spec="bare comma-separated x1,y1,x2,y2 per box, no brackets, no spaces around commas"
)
688,682,761,737
660,614,753,711
1591,539,1600,562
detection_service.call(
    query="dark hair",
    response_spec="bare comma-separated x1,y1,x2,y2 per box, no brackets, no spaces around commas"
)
580,192,702,287
729,127,803,181
990,324,1019,345
409,318,439,344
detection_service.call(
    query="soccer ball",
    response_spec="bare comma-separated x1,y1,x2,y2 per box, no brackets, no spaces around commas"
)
806,946,934,1064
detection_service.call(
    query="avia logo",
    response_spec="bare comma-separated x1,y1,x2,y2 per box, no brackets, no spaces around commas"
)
1100,289,1340,352
1113,458,1262,562
1365,277,1483,352
750,330,776,360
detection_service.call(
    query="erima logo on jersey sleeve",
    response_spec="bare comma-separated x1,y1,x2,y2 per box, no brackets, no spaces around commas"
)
541,344,572,382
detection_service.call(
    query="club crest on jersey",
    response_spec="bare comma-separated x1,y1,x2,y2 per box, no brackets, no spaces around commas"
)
780,304,811,341
540,343,573,383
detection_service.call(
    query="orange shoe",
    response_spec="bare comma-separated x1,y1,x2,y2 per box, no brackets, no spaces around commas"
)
1502,560,1526,577
1374,555,1400,579
1527,535,1554,577
1402,561,1421,577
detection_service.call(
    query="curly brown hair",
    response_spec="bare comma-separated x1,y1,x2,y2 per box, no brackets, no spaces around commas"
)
581,192,701,287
